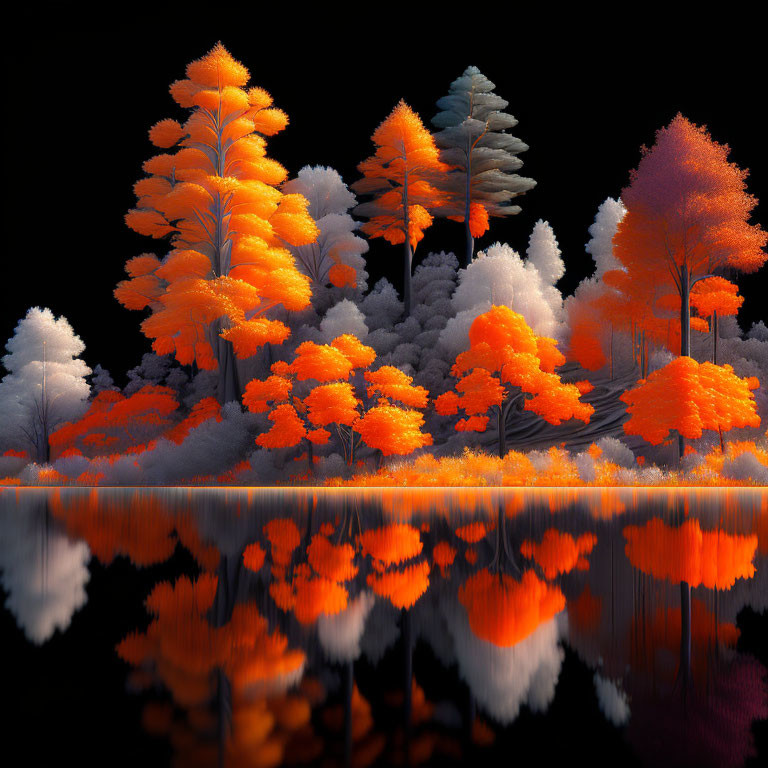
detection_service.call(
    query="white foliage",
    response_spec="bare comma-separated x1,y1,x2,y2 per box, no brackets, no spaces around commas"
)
443,596,566,724
318,299,369,343
318,591,376,663
132,403,257,484
593,674,630,726
527,220,565,286
283,166,369,292
722,451,768,484
0,501,90,644
596,437,635,469
0,308,91,461
586,197,626,279
439,243,563,358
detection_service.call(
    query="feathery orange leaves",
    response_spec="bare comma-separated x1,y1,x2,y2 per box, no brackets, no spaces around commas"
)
623,518,757,589
355,404,433,456
520,530,597,579
366,561,430,609
458,569,565,647
621,356,760,444
119,43,318,375
438,306,592,451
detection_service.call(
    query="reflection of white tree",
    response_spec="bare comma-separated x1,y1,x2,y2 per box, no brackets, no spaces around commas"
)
442,595,566,724
0,495,90,643
318,591,375,664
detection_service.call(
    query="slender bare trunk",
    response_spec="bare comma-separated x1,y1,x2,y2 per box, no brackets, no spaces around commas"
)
678,268,691,460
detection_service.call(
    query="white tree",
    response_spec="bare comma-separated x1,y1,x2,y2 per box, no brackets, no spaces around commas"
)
0,308,91,462
438,243,563,359
282,166,369,298
585,197,626,279
526,220,565,321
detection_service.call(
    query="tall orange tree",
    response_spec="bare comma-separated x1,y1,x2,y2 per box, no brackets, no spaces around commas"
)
116,44,318,404
614,114,766,361
435,306,594,457
352,101,447,317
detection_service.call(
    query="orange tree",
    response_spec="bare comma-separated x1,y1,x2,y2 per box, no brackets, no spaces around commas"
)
435,305,593,458
620,356,760,451
614,114,766,363
352,101,447,317
243,335,431,471
49,385,179,458
116,44,318,404
690,277,743,364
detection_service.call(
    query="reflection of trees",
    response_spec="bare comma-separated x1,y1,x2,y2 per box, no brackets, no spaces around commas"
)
9,488,765,766
0,493,89,644
621,516,766,767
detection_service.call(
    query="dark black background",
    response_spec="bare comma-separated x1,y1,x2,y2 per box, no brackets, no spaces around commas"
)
5,8,767,383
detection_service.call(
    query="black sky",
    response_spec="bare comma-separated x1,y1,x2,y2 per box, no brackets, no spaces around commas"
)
6,9,767,383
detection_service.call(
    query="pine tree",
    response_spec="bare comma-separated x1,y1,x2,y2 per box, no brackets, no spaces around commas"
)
353,101,447,317
116,43,318,404
431,67,535,266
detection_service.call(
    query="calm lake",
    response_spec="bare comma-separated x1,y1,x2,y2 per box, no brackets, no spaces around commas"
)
2,488,766,767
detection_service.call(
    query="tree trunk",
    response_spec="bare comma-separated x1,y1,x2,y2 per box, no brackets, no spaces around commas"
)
464,168,474,268
403,174,413,317
216,325,241,405
610,325,614,381
403,238,413,317
680,581,692,696
497,405,506,459
713,310,719,365
678,268,691,459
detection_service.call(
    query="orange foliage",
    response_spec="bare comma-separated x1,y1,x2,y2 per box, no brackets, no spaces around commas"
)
623,518,757,589
307,534,358,582
50,386,179,458
436,306,593,453
243,542,266,572
358,524,423,565
366,560,430,609
353,101,446,250
458,569,565,647
355,405,432,456
263,518,301,570
432,541,457,575
690,276,743,319
520,530,597,579
117,44,318,373
621,356,760,445
613,114,766,355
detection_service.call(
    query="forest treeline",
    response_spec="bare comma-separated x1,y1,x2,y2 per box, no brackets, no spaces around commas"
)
1,43,767,486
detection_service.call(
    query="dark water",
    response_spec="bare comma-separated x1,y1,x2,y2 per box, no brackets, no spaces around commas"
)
1,488,766,768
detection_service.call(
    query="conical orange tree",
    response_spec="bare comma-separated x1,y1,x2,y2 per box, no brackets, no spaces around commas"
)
352,101,447,317
435,305,593,457
116,44,318,403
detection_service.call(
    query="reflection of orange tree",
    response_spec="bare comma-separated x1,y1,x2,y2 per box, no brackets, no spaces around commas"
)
623,517,757,694
49,490,219,570
435,306,593,458
117,574,314,767
243,334,431,473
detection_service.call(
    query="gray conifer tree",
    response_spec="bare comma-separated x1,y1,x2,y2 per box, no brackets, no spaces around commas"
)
432,67,536,266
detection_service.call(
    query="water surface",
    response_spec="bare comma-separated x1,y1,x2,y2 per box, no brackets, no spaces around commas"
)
2,488,766,767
